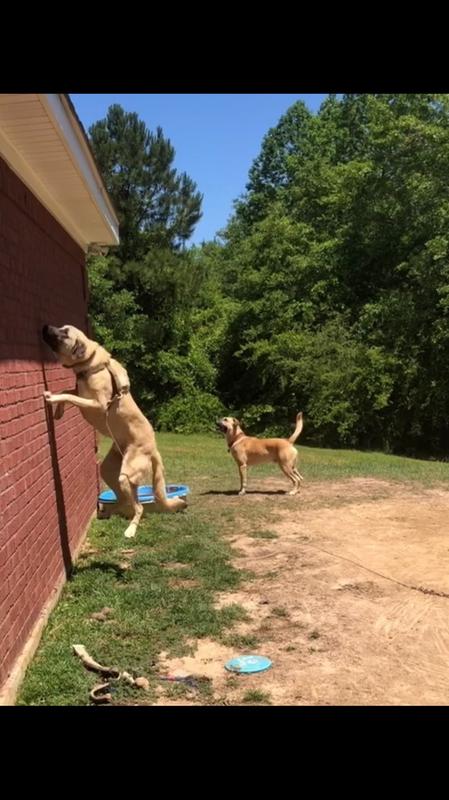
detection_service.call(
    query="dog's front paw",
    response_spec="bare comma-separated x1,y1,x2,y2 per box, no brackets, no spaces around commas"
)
43,391,56,404
238,489,246,497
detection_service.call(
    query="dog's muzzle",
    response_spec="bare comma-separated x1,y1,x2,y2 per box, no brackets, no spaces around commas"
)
216,420,227,433
42,324,63,350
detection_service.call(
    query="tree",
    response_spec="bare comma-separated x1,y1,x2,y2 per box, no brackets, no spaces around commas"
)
89,104,203,261
232,100,314,232
86,104,212,425
215,94,449,454
87,94,449,453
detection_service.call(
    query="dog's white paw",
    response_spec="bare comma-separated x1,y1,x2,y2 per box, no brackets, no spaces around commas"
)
238,489,246,496
124,523,137,538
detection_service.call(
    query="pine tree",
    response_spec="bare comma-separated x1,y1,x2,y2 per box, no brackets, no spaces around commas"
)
89,104,203,261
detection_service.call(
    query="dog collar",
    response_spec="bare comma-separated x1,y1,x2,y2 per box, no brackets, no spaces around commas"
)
76,361,110,381
228,433,247,452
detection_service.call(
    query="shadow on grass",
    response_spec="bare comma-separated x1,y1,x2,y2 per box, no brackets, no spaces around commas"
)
72,559,129,579
201,489,286,496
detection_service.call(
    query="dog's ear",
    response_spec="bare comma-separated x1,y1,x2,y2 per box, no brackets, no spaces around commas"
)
233,418,241,428
72,339,86,360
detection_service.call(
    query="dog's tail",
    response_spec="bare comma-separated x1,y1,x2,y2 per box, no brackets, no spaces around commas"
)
151,450,187,513
288,412,304,444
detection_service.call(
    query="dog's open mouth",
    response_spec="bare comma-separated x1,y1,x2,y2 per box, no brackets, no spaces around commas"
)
216,420,227,433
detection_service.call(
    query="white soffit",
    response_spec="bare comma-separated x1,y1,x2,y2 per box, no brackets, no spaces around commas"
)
0,93,119,251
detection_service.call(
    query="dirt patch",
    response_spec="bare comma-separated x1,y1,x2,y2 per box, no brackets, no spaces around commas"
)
154,639,234,705
155,478,449,705
158,639,234,681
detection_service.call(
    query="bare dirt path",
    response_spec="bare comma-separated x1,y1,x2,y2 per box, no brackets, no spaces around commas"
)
157,478,449,705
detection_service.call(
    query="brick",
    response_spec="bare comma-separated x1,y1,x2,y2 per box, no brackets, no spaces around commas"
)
0,154,97,691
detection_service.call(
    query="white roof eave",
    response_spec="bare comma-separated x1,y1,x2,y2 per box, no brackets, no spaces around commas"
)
0,93,119,252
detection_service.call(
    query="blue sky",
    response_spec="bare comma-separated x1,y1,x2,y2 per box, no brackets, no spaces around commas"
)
71,94,328,245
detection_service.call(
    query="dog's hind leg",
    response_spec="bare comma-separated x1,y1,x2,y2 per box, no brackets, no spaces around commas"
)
279,448,301,494
100,444,122,495
283,447,303,494
279,463,299,494
98,444,130,520
118,451,148,538
119,475,144,538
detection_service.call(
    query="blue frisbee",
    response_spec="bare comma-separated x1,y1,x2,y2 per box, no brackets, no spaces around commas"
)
98,484,189,505
225,655,272,674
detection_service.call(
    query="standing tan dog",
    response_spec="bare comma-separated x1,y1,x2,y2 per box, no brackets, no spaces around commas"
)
42,324,186,538
216,413,304,496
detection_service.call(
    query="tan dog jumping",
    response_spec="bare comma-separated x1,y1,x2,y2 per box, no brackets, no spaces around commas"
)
42,324,186,538
216,413,304,496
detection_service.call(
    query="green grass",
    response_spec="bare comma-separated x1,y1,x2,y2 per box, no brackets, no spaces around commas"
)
296,443,449,484
101,433,449,488
222,633,259,650
126,433,449,497
17,433,449,705
248,529,279,540
241,689,272,705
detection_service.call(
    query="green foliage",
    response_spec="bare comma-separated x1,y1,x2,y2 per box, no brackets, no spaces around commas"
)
86,105,222,426
213,94,449,454
157,391,225,433
87,95,449,453
89,104,202,260
87,254,146,365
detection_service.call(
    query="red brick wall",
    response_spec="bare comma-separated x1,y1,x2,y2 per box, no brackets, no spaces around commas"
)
0,155,99,689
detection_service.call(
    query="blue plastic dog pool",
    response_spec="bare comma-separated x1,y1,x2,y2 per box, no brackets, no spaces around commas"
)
98,484,190,505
